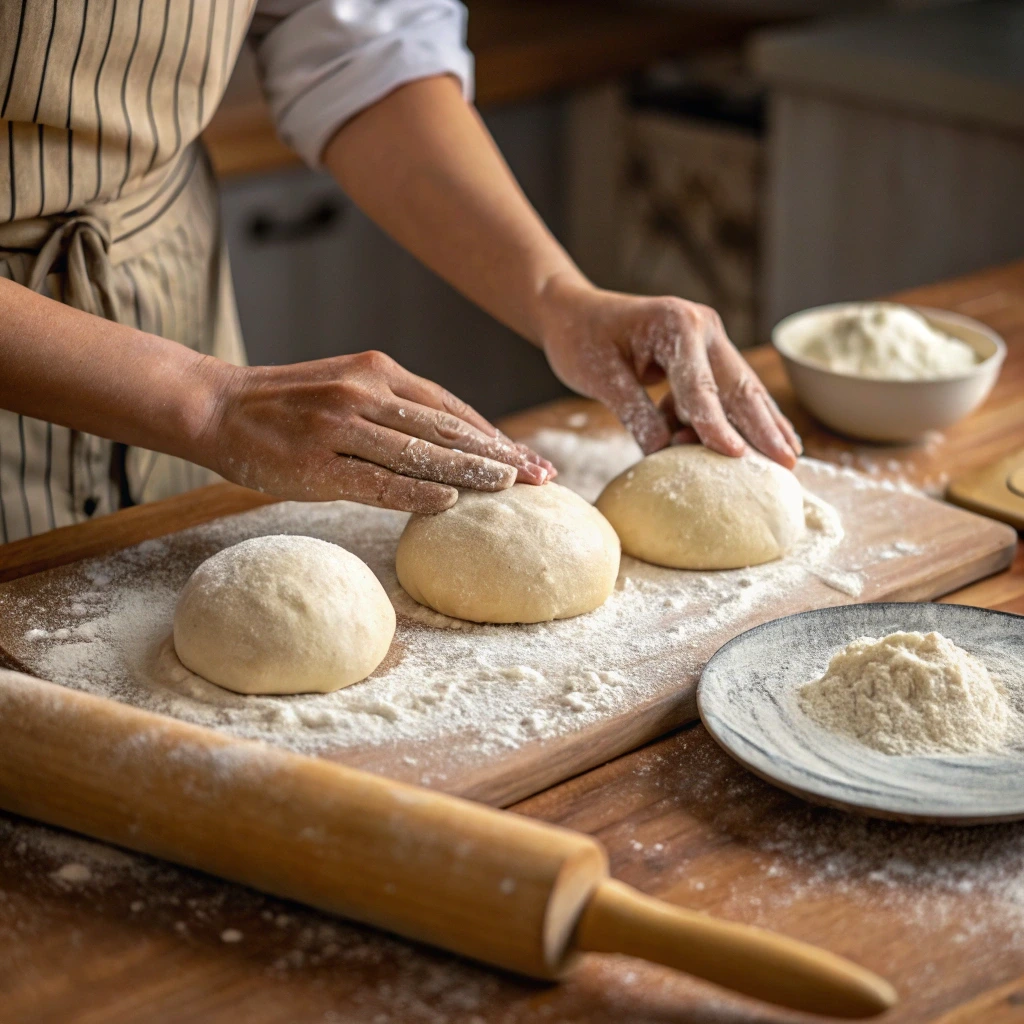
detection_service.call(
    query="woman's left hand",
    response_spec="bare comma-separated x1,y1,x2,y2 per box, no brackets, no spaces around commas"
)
538,275,802,469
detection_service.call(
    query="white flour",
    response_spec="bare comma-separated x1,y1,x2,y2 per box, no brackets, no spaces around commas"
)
3,433,929,780
799,631,1015,756
794,304,978,380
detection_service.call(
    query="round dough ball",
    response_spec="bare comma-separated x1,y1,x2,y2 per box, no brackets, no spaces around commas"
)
173,535,395,695
396,483,620,624
596,446,805,570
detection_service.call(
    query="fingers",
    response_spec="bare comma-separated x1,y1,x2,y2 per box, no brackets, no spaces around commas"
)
654,304,799,467
500,432,558,479
657,393,699,445
346,419,518,491
662,335,747,458
326,456,458,514
590,349,672,455
385,367,555,482
389,367,497,435
708,342,800,468
728,380,797,469
376,401,550,484
765,391,803,455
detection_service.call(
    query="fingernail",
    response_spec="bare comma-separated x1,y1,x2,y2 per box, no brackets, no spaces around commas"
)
523,464,547,484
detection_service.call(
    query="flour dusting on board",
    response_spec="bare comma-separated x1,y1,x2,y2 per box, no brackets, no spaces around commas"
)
3,433,929,775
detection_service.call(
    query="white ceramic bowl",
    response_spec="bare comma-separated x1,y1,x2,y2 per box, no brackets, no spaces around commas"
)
772,303,1006,443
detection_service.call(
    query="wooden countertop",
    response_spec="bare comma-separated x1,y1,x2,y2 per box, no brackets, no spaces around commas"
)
204,0,773,178
1,261,1022,1022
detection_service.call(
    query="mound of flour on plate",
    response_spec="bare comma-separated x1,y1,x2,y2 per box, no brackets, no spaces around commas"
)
799,631,1012,755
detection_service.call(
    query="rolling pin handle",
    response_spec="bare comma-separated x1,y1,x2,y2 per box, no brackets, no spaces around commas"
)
572,879,897,1019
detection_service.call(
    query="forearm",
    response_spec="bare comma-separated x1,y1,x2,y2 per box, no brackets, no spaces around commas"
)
322,75,586,346
0,277,226,464
322,76,799,468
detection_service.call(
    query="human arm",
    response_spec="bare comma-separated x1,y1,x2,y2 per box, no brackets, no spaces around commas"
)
0,276,548,513
252,0,797,464
319,76,800,467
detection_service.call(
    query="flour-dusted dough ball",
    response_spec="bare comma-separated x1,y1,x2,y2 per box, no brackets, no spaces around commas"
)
596,446,805,570
396,483,620,624
173,535,395,695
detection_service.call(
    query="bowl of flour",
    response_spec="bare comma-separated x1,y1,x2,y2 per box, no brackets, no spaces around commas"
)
773,302,1005,442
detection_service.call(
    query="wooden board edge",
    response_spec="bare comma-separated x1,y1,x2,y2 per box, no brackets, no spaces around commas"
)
879,528,1018,603
459,692,698,808
928,973,1024,1024
945,487,1024,532
0,484,278,584
0,472,1017,814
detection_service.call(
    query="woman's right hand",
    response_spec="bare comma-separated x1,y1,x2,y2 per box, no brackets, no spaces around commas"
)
199,350,554,514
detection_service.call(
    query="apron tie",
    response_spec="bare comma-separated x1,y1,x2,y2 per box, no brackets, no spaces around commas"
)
26,214,120,321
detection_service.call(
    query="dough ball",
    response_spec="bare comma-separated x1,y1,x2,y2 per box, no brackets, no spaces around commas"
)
173,535,395,695
396,483,620,624
596,446,805,570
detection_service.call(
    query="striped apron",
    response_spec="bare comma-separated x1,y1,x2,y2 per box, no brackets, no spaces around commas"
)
0,0,255,542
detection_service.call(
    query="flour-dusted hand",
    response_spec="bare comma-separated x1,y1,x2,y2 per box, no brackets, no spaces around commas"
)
200,350,555,514
538,275,801,468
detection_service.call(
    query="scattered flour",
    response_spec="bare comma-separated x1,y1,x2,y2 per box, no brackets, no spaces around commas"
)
2,734,1021,1020
0,432,932,782
604,731,1024,974
815,431,949,497
799,631,1016,755
526,428,643,503
50,862,92,884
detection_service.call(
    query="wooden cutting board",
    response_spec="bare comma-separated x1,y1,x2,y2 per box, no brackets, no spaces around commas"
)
0,452,1015,809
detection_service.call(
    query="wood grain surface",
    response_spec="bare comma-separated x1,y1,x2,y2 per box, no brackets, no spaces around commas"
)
0,462,1013,809
0,264,1022,1023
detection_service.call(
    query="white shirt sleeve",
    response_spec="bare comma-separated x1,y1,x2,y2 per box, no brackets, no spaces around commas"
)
251,0,474,168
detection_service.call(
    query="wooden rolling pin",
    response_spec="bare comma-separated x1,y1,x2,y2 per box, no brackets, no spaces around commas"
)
0,669,896,1018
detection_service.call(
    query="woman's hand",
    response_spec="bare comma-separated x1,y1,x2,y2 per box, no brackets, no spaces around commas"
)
201,350,555,514
538,275,802,469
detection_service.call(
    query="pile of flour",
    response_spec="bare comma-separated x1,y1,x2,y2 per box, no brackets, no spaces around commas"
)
799,631,1015,755
796,304,978,380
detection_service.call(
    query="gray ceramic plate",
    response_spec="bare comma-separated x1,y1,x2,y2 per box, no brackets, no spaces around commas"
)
697,602,1024,824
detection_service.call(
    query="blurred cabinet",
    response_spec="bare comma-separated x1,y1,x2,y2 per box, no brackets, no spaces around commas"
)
566,3,1024,346
566,65,765,348
619,108,761,349
753,1,1024,329
219,100,569,419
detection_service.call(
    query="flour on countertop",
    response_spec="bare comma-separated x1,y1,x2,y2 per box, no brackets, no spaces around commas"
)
5,740,1024,1014
50,862,93,884
3,816,740,1024
610,735,1024,977
527,428,643,503
815,431,948,497
4,432,933,776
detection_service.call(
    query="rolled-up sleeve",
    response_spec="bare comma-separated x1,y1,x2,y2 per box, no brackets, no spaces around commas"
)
252,0,474,167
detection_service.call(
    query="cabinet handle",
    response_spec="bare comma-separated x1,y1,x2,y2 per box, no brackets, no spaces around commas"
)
247,200,344,244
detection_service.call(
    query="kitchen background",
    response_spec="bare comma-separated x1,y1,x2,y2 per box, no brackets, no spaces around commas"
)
212,0,1024,418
